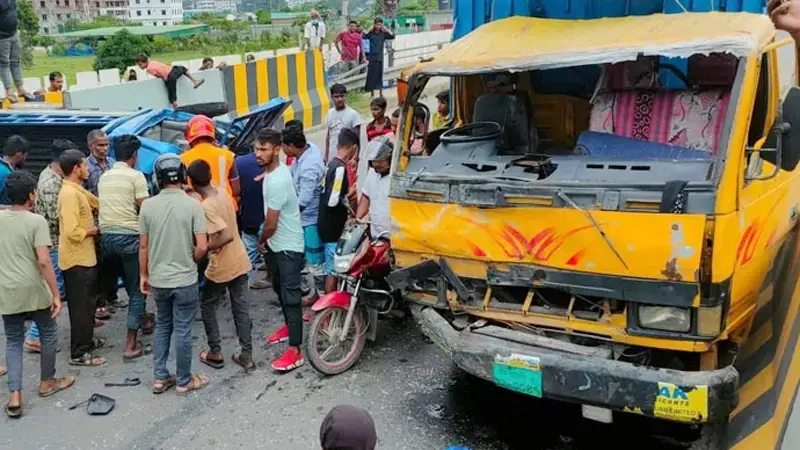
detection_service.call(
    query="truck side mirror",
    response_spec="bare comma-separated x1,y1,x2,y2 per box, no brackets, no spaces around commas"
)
759,86,800,174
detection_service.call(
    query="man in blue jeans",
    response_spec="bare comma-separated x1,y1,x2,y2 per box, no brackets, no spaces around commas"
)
234,146,268,289
98,135,150,360
139,154,209,394
25,139,74,352
1,171,74,417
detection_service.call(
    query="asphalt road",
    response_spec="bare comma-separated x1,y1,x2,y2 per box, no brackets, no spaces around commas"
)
0,282,709,450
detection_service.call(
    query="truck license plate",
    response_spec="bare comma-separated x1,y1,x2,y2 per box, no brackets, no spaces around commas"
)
492,353,542,398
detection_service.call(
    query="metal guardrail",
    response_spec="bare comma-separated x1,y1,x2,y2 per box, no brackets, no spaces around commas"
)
334,42,446,90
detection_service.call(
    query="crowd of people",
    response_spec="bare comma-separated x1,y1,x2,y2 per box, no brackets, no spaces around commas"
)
0,77,406,417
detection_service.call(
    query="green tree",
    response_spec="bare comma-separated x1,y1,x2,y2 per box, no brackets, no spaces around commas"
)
255,10,272,24
17,0,39,69
93,29,153,73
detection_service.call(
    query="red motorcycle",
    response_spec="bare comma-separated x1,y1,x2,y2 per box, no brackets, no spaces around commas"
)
306,223,395,375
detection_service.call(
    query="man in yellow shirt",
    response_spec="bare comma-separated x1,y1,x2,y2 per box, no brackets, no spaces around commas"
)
58,149,105,367
180,115,240,210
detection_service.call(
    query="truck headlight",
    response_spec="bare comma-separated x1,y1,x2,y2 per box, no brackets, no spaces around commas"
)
639,306,691,333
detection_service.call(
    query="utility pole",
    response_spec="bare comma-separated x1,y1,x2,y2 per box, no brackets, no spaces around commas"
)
341,0,348,19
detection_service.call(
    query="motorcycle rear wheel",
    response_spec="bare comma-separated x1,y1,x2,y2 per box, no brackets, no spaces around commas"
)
307,306,367,375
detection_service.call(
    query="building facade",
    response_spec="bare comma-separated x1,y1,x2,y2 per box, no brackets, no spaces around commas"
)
128,0,183,26
35,0,128,34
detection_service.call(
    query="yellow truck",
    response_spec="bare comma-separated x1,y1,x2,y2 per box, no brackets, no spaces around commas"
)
387,13,800,449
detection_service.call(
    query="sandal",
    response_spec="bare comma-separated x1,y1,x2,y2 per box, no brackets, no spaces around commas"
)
194,79,205,89
200,349,224,369
69,353,106,367
152,375,176,394
38,376,75,398
5,402,21,418
94,319,105,328
232,353,256,372
0,366,5,376
176,374,210,394
95,307,111,320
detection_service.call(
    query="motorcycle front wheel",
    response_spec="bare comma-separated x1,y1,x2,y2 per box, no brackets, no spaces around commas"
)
307,305,367,375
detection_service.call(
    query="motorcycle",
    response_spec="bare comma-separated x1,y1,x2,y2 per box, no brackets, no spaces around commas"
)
306,222,395,375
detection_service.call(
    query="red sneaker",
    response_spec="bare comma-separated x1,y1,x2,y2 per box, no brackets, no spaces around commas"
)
266,325,289,345
271,347,304,372
302,310,314,322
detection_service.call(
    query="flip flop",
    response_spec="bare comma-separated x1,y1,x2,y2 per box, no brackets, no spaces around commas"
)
232,353,256,372
69,353,106,367
38,376,76,398
95,308,111,320
176,374,210,394
152,376,176,394
200,349,224,369
0,366,6,377
5,402,21,418
194,79,205,89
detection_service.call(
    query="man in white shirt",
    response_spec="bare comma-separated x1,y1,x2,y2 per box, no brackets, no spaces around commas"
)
355,136,392,240
304,10,326,50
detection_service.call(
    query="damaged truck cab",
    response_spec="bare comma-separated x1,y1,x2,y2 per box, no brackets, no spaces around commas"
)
388,13,800,449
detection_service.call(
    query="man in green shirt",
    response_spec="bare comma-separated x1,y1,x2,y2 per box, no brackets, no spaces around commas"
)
0,171,74,418
139,154,209,394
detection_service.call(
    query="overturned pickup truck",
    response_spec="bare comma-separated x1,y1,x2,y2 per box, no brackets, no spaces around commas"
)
103,97,290,178
387,13,800,450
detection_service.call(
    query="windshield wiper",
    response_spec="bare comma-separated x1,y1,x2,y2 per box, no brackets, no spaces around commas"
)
555,189,629,270
409,165,428,188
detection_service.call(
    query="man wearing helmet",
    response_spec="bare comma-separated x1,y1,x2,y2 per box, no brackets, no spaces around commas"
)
354,136,393,240
180,115,241,209
139,154,210,394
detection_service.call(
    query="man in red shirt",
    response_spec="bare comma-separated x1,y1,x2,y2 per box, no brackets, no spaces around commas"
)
335,20,363,74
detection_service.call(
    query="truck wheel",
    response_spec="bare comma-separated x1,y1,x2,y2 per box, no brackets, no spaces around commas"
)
688,422,726,450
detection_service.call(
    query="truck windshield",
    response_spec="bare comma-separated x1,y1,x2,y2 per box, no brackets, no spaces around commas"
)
403,53,741,186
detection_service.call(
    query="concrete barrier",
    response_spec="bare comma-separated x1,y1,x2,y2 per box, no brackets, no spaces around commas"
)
221,49,330,128
64,69,226,111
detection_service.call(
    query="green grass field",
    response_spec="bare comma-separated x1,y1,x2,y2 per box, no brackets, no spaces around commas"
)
28,49,217,84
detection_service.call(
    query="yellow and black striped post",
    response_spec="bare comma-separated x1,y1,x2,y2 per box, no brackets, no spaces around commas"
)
222,50,331,129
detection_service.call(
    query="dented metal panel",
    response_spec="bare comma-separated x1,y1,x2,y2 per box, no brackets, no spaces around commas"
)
389,197,706,281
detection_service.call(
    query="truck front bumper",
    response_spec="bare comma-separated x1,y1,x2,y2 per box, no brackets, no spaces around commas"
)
412,305,738,424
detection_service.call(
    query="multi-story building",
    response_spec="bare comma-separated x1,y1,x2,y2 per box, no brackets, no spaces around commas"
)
35,0,127,34
192,0,235,12
128,0,184,27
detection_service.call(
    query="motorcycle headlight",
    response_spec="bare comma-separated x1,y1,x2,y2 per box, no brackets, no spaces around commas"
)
639,306,691,333
333,253,355,273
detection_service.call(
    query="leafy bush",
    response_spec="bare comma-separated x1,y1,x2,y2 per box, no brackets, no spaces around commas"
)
151,35,177,53
93,29,153,73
